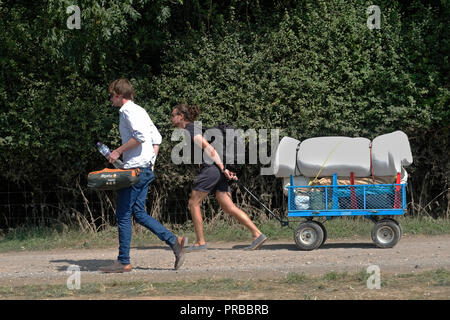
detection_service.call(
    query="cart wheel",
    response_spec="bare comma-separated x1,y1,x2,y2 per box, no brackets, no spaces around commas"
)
315,221,328,247
371,219,401,248
294,221,324,251
386,218,403,239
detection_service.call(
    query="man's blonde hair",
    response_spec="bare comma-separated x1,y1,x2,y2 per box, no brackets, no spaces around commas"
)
109,78,135,100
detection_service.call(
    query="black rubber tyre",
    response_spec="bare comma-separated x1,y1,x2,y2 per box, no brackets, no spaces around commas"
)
315,221,328,247
294,221,324,251
371,219,402,248
386,218,403,239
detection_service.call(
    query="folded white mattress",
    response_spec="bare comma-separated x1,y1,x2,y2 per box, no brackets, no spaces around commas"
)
371,130,413,176
273,136,301,177
272,131,413,178
297,136,371,178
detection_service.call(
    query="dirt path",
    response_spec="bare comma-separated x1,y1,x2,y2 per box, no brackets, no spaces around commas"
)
0,234,449,288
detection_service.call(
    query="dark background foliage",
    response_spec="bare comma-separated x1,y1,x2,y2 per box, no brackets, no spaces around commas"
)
0,0,448,229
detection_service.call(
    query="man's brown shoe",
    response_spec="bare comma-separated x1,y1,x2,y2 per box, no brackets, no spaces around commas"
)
172,236,188,270
98,260,132,273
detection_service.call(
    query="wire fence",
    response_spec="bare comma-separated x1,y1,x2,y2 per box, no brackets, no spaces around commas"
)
3,179,445,231
0,180,287,231
0,186,192,230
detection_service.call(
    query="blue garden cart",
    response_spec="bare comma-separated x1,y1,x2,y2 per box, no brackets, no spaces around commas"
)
286,173,407,250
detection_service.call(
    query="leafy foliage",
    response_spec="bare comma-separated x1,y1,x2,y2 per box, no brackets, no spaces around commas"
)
0,0,448,228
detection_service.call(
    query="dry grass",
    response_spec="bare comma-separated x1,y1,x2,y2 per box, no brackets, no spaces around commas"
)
0,269,448,300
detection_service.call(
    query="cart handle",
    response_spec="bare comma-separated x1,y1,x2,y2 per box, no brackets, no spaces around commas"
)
234,179,289,227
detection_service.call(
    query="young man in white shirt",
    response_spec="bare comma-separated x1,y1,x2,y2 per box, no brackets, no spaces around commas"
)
99,79,187,273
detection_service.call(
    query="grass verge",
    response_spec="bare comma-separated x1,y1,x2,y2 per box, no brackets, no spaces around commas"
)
0,268,448,300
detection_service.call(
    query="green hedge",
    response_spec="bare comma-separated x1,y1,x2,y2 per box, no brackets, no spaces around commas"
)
0,0,448,228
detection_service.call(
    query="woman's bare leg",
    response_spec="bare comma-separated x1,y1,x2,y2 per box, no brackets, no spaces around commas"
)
188,190,209,245
215,191,262,240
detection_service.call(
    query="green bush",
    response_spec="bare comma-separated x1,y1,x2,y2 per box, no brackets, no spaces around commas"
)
0,0,448,229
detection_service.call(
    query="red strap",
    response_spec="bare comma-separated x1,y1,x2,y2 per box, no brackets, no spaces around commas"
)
394,172,401,208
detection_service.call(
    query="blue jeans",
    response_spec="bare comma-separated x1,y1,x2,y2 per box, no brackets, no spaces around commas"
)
116,167,177,264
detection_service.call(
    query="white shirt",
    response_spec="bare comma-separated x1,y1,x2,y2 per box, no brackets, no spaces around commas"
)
119,100,162,169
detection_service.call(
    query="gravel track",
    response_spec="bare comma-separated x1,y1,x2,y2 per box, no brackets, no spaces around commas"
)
0,234,449,287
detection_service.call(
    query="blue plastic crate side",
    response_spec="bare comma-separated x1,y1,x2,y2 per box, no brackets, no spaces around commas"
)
287,209,406,217
287,183,406,213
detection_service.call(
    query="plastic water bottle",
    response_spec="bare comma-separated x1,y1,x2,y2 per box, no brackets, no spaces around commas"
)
96,142,124,169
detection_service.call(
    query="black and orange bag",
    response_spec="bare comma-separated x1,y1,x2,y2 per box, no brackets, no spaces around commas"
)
87,168,140,191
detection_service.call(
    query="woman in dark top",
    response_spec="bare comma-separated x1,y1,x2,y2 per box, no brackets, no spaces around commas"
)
170,104,267,252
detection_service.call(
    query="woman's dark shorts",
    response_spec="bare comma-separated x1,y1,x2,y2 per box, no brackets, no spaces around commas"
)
192,165,230,193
